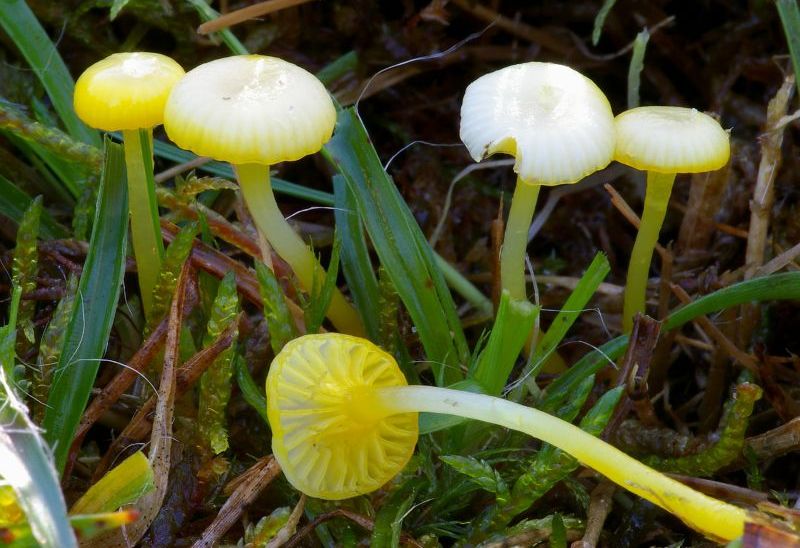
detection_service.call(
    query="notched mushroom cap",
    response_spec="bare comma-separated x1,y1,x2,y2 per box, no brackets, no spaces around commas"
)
614,106,730,173
459,62,615,186
74,52,185,131
266,334,418,500
163,55,336,165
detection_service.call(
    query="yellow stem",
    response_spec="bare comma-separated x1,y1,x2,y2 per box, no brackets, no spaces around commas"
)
622,171,677,332
377,385,746,541
500,177,541,302
122,128,163,320
235,163,365,336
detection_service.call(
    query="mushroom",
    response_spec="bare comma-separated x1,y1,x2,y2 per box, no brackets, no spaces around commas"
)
74,52,185,319
163,55,363,336
460,62,615,302
614,106,730,332
267,333,750,541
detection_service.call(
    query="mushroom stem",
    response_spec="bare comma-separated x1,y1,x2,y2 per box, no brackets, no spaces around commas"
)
235,163,365,336
500,177,541,301
622,171,676,332
122,128,164,319
373,384,745,541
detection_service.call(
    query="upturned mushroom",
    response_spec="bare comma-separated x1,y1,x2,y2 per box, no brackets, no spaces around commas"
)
74,52,185,319
163,55,363,336
460,62,615,302
614,106,730,332
267,333,751,541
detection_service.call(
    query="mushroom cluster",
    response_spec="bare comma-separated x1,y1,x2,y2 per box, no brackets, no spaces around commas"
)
75,52,364,334
72,49,740,542
459,63,730,332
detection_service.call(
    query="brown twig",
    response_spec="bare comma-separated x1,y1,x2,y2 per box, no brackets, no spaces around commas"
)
574,480,616,548
191,456,282,548
197,0,315,34
740,76,796,345
748,416,800,461
676,162,732,253
756,240,800,276
154,156,210,183
605,314,662,437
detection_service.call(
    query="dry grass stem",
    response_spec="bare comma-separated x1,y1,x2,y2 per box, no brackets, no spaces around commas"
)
192,456,282,548
197,0,315,34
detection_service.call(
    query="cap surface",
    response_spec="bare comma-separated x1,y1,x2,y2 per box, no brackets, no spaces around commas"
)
74,52,185,131
459,62,615,185
266,333,418,500
614,106,730,173
164,55,336,165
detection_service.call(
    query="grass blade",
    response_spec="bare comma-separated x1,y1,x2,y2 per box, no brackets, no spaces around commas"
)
0,286,77,548
0,0,99,146
305,233,342,335
544,271,800,411
69,451,154,514
42,138,128,473
777,0,800,95
470,292,538,396
186,0,248,55
591,0,618,45
333,175,380,340
0,174,68,239
370,482,417,548
235,355,269,425
521,253,610,382
627,29,650,109
326,108,468,385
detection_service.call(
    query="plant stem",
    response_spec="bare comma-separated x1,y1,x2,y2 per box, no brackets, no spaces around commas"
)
236,163,365,336
622,171,676,332
376,385,746,541
433,254,493,316
122,128,163,320
500,177,540,301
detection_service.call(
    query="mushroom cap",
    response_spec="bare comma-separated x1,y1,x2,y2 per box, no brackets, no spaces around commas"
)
266,333,418,500
614,106,730,173
74,52,185,131
459,62,615,186
163,55,336,165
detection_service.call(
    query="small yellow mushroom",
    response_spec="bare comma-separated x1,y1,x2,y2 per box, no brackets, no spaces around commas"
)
614,106,730,332
460,62,615,302
74,52,185,319
268,333,749,541
164,55,363,336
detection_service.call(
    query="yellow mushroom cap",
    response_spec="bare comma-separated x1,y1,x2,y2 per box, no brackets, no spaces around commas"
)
163,55,336,165
74,52,185,131
614,106,730,173
266,333,418,500
459,62,615,186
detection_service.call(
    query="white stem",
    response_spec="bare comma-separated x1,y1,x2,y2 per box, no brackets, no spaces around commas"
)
376,385,746,541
